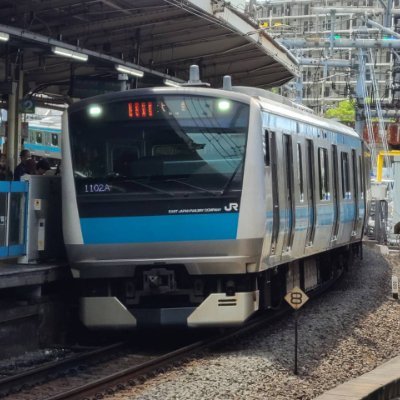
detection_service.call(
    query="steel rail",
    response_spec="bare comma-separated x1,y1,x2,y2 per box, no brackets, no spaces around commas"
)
5,271,346,400
0,342,127,397
42,310,289,400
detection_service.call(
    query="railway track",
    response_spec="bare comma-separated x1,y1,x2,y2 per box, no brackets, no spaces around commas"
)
0,274,343,400
0,310,288,400
0,342,130,398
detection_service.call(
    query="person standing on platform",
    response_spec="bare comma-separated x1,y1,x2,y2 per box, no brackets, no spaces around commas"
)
0,154,12,180
13,149,31,180
36,158,52,175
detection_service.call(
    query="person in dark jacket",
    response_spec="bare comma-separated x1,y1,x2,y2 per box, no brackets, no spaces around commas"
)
13,149,31,180
0,154,12,180
36,158,51,175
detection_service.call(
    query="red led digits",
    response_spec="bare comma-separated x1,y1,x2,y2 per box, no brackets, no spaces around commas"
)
148,102,154,117
141,102,147,117
128,101,155,118
134,102,140,118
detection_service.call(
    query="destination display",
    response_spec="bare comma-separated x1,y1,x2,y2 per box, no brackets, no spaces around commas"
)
126,97,224,120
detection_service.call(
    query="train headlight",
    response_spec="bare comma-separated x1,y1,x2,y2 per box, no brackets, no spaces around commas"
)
88,104,103,117
217,100,231,112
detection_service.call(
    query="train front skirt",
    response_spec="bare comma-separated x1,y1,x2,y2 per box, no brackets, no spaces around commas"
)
79,291,260,329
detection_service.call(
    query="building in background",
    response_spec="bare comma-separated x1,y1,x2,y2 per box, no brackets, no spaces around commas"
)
252,0,399,116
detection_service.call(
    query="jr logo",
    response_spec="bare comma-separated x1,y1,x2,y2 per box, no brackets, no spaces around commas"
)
224,202,239,212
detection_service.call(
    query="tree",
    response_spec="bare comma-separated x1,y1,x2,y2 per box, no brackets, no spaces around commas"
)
324,100,355,123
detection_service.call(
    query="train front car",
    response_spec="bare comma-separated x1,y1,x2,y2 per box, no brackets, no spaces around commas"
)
62,88,266,329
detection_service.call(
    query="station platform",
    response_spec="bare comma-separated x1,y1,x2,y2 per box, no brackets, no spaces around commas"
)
0,261,70,290
0,261,71,358
315,355,400,399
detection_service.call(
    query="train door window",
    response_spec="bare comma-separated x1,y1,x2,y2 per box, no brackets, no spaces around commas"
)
270,131,279,254
284,134,294,249
341,152,350,199
264,130,270,166
35,130,42,144
318,147,329,200
51,134,59,146
359,156,364,200
351,149,359,230
297,143,304,202
351,150,358,200
332,145,340,238
306,139,315,245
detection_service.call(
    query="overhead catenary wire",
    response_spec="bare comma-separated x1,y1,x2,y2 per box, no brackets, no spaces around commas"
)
369,48,391,175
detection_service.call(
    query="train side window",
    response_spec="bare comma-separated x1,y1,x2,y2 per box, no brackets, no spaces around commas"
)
297,143,304,202
264,130,270,166
36,131,42,144
51,134,59,146
341,152,350,199
318,147,329,200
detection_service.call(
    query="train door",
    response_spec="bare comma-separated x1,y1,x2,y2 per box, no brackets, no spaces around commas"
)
331,144,340,241
283,134,294,252
291,141,307,258
45,131,50,148
270,131,280,255
357,151,367,238
340,150,353,241
305,139,315,246
351,149,359,237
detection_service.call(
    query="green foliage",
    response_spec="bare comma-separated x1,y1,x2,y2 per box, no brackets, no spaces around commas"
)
325,100,355,122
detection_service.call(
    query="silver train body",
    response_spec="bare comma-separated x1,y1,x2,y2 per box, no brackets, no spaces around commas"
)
25,118,62,161
62,86,368,329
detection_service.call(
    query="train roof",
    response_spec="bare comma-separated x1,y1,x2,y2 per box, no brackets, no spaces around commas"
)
68,86,360,139
230,86,359,139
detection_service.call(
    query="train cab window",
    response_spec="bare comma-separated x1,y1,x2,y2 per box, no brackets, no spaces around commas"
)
297,143,304,202
341,152,351,199
51,134,59,146
70,94,249,196
264,130,270,166
112,146,139,176
318,147,330,200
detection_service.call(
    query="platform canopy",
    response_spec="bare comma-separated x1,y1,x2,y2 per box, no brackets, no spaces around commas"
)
0,0,298,101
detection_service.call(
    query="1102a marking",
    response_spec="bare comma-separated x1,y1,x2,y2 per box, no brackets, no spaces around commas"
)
84,183,111,193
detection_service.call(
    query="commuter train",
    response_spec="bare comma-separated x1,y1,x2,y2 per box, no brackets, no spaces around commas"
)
0,118,61,162
62,75,369,329
25,118,61,161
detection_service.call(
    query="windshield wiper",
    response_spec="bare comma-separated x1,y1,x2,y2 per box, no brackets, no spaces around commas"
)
166,179,218,197
126,179,175,197
219,160,243,196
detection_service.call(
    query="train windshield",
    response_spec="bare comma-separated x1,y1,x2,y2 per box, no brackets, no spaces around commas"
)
69,95,249,198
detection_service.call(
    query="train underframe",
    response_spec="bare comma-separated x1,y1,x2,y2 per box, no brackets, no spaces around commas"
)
77,242,362,330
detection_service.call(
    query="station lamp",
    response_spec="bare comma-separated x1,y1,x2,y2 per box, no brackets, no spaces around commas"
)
51,46,88,62
0,32,10,42
115,64,144,78
164,79,181,87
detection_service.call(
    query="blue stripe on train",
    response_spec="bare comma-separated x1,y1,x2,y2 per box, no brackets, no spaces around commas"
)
265,202,357,230
24,143,61,153
80,213,239,244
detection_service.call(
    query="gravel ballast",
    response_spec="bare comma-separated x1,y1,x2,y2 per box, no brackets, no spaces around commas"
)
105,245,400,400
